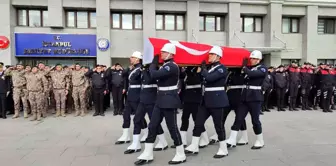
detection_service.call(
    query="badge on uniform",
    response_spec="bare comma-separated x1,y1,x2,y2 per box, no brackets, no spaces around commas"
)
101,73,104,78
1,76,4,80
164,66,170,71
283,73,286,76
218,68,224,73
260,68,266,72
268,75,271,79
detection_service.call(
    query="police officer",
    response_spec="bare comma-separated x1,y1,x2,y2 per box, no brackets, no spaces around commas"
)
226,50,267,150
262,67,274,113
185,46,230,158
107,63,124,115
300,62,314,110
0,63,10,119
125,62,167,154
288,61,301,111
317,64,334,112
85,65,109,116
135,43,186,165
116,51,148,145
274,65,288,111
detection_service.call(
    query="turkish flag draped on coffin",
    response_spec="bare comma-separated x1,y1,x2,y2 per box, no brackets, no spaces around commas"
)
143,37,250,67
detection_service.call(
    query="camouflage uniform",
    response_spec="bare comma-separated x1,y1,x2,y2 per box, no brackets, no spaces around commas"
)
5,69,28,118
25,72,48,121
47,76,56,113
70,70,87,116
85,76,92,110
39,70,50,116
49,70,70,117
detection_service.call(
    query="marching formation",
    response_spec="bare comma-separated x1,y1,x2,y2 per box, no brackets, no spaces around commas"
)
0,44,335,165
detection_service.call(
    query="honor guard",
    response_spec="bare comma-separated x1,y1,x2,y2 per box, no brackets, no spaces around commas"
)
116,51,147,144
274,65,288,111
125,62,167,154
135,43,186,165
209,68,249,146
185,46,230,158
300,62,314,110
176,66,209,148
226,50,267,150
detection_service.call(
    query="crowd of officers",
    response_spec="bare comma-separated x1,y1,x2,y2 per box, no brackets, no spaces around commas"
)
262,61,336,113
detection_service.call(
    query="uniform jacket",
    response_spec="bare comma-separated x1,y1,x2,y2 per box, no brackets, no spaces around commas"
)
124,63,142,102
85,70,109,90
0,71,10,94
183,66,202,103
48,70,70,90
300,67,314,88
201,61,229,108
139,66,157,105
262,72,274,91
274,71,288,89
25,72,48,92
5,69,26,88
226,68,244,109
70,70,86,87
241,64,267,102
106,68,124,87
150,59,181,109
288,66,301,86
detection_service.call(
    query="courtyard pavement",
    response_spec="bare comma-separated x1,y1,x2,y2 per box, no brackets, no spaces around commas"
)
0,109,335,166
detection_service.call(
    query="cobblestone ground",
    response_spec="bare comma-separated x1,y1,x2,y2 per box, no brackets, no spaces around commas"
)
0,108,335,166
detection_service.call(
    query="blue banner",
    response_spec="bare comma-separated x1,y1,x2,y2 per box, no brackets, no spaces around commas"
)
15,33,97,57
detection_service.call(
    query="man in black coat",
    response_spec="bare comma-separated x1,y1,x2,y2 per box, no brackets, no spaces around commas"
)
0,63,10,119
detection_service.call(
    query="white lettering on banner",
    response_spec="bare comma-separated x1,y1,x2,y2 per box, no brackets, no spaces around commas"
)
169,40,210,56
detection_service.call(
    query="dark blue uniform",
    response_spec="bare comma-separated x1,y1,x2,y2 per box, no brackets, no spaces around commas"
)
123,63,147,129
231,64,267,135
180,67,202,132
226,68,247,130
133,65,164,135
145,59,182,146
192,62,230,142
0,71,10,118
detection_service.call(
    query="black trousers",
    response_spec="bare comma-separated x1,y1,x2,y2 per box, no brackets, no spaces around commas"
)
193,106,230,141
0,93,6,118
322,87,333,110
93,89,105,114
146,106,182,146
301,86,311,108
111,86,123,112
276,88,286,109
133,103,162,135
180,102,199,131
263,89,272,110
123,101,147,129
231,101,262,135
289,84,299,109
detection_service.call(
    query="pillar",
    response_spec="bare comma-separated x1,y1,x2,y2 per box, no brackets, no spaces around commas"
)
48,0,64,28
96,0,111,66
226,3,241,47
0,0,16,65
186,0,199,42
143,0,156,39
302,6,318,65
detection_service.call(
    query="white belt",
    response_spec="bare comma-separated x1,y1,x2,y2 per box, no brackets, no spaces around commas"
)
204,87,225,91
142,84,157,88
227,85,246,90
245,85,262,90
129,85,141,88
186,84,201,89
158,85,178,91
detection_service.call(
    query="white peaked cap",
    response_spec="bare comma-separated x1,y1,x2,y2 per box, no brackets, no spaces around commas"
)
249,50,262,60
209,46,223,57
161,43,176,54
131,51,142,59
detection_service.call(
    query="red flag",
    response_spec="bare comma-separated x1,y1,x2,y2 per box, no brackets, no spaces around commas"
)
143,37,250,67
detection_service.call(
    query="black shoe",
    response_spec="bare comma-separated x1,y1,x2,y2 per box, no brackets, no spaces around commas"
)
153,146,168,151
323,110,328,113
306,107,312,110
313,106,317,110
260,112,264,115
265,109,271,112
134,159,153,165
289,108,293,111
115,140,130,144
293,108,299,111
93,112,99,116
209,139,219,145
170,145,186,148
185,150,198,155
280,108,286,111
168,159,186,165
124,149,141,154
113,112,117,116
237,142,248,146
213,154,228,159
327,109,333,113
251,145,264,150
100,113,105,116
226,143,236,148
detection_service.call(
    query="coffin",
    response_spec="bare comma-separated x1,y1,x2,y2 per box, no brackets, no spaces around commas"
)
143,37,250,67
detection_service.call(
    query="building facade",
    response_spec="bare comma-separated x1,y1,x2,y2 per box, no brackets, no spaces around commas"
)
1,0,336,68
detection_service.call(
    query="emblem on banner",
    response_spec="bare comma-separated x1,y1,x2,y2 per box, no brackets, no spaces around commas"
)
97,38,110,51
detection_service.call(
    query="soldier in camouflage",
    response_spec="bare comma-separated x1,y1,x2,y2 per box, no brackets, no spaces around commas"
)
38,62,50,117
45,66,56,114
5,63,29,119
48,64,70,117
25,66,48,121
70,64,87,117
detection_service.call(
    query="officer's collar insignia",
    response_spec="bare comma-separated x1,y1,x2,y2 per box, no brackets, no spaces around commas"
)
218,68,224,73
164,66,170,71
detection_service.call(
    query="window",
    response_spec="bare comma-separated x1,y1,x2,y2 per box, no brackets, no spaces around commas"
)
241,16,263,32
317,59,336,65
318,19,335,34
156,14,185,30
111,13,143,30
282,17,299,33
66,11,96,28
17,9,48,27
199,15,224,31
